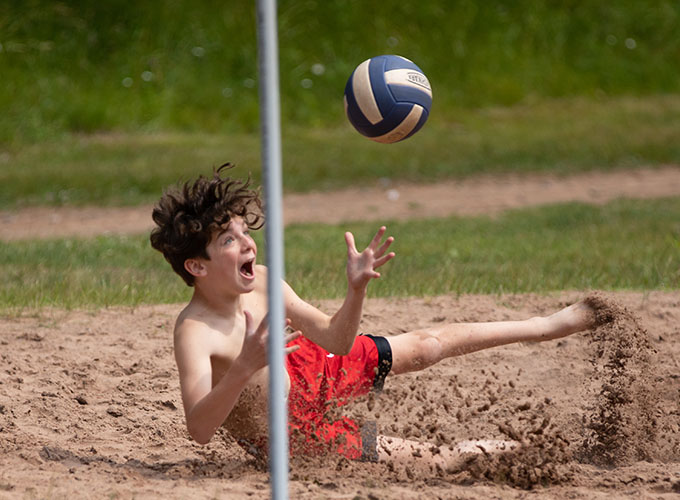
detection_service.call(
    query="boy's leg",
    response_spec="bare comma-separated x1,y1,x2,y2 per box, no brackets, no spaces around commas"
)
376,434,519,472
388,298,601,374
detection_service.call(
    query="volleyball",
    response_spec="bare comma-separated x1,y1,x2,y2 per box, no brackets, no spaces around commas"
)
344,55,432,144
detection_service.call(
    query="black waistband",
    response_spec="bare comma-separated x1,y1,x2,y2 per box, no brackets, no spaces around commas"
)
362,334,392,392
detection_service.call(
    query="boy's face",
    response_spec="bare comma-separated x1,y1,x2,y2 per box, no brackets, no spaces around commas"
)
199,217,258,294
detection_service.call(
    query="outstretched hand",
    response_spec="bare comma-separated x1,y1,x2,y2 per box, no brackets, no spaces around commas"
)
344,226,395,291
237,311,301,373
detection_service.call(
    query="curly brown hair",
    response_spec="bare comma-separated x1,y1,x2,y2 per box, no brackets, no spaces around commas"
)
150,163,264,286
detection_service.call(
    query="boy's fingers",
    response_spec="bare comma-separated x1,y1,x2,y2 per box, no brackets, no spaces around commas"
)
375,236,394,257
369,226,387,250
373,252,395,269
243,310,253,331
284,330,302,344
255,313,269,335
345,232,357,253
285,344,301,355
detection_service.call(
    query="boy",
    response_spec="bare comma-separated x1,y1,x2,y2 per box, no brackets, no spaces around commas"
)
150,164,606,468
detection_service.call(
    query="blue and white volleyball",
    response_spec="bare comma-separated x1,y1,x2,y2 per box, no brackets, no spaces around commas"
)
344,55,432,143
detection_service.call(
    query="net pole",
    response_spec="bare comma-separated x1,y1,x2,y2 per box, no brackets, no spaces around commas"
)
255,1,289,499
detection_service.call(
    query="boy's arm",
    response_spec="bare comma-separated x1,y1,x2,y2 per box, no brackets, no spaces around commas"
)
284,226,394,355
175,312,299,444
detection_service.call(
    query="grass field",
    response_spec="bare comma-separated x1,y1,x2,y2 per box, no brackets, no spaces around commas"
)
1,1,679,144
2,197,677,310
1,94,679,208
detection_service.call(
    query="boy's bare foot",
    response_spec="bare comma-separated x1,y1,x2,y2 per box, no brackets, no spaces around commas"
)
582,291,619,327
536,292,616,342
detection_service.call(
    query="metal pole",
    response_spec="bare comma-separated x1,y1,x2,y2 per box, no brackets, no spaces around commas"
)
255,1,288,499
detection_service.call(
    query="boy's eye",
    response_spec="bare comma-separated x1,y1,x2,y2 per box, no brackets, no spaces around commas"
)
224,236,234,245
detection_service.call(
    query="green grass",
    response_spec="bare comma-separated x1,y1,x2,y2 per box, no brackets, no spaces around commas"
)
1,94,679,208
1,1,679,143
0,235,191,310
287,198,680,298
2,198,677,311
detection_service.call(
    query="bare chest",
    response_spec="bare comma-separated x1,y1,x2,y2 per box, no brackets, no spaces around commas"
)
209,296,291,440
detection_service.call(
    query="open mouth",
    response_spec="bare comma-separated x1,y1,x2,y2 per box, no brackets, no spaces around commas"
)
240,259,255,279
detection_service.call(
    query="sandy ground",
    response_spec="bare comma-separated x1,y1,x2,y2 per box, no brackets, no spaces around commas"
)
1,292,679,499
1,167,679,498
1,165,679,240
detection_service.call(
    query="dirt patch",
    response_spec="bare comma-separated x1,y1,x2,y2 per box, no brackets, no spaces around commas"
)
1,291,679,498
579,295,661,467
2,165,680,241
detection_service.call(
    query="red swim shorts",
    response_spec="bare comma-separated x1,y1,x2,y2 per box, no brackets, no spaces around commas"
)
286,334,392,460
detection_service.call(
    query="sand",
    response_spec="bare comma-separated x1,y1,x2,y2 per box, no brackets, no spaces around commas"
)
1,291,679,499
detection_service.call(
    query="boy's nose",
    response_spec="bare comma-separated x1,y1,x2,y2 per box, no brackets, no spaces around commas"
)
242,235,255,251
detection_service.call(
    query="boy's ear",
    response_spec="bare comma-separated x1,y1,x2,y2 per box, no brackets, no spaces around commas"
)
184,258,207,278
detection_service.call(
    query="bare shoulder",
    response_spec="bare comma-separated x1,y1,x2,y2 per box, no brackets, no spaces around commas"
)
173,308,222,359
174,301,250,368
174,309,213,340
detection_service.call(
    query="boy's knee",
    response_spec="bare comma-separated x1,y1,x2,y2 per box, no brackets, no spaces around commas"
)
406,331,442,369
